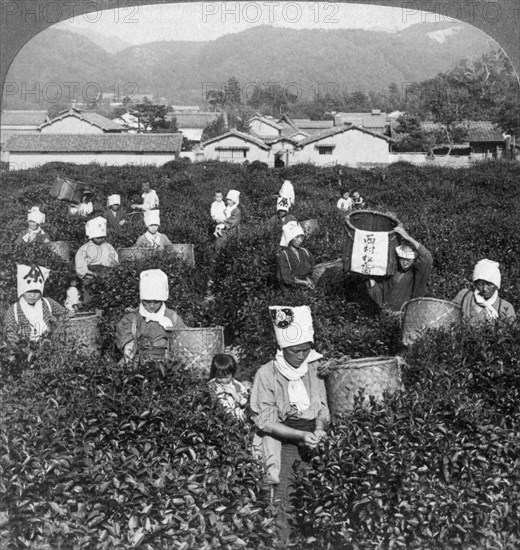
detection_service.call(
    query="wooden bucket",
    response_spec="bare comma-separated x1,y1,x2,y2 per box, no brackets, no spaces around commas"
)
401,298,461,346
60,311,101,356
300,219,320,237
165,244,195,267
48,241,70,262
320,356,403,419
170,326,224,373
343,210,400,277
312,258,343,284
118,247,158,262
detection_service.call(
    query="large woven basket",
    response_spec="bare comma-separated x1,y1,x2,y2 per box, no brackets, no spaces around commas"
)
300,219,320,237
171,326,224,373
118,247,159,262
166,244,195,267
343,210,400,277
59,311,102,356
118,244,195,266
401,298,461,346
50,176,85,204
48,241,70,262
320,356,403,420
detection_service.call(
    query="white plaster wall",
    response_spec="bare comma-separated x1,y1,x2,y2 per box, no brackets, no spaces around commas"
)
8,152,178,170
41,118,104,134
294,130,389,167
249,119,279,138
203,135,271,164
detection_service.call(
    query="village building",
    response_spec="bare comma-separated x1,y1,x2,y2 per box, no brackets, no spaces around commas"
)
293,124,391,167
202,129,271,164
333,110,389,135
5,133,182,170
1,110,49,150
39,108,126,134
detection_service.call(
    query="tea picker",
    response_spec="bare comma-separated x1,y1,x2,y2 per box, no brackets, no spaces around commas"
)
452,259,516,325
131,181,159,212
267,197,298,237
215,190,242,249
366,225,432,312
134,210,173,250
116,269,186,364
103,194,127,235
14,207,50,245
277,221,316,290
69,189,94,217
3,264,70,345
278,179,295,210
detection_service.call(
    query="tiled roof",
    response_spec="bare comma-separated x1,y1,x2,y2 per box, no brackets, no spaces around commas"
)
202,129,270,149
167,112,220,128
5,133,183,152
297,124,391,147
42,108,125,132
291,119,334,130
421,121,503,143
334,112,388,130
249,115,283,131
1,110,49,126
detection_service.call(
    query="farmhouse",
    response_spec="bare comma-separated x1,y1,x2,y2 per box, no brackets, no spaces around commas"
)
202,130,271,164
39,108,126,134
333,110,389,135
0,110,49,149
294,124,391,167
5,133,182,170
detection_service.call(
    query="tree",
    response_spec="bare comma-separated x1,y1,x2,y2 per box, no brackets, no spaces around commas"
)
129,103,172,133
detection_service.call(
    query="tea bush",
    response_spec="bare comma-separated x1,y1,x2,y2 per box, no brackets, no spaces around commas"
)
1,159,519,548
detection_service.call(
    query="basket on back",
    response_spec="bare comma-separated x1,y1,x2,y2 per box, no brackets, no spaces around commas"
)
50,176,85,204
57,311,102,357
401,298,461,346
171,326,224,374
320,355,403,421
118,244,195,266
343,210,400,277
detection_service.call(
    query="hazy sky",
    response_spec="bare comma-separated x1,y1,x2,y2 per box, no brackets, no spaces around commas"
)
54,2,435,44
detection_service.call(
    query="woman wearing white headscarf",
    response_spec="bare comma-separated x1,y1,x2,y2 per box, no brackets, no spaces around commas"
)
116,269,186,363
452,259,516,325
15,207,50,245
251,305,329,540
103,194,127,235
278,179,295,210
277,221,315,289
215,189,242,249
3,264,70,345
134,210,173,250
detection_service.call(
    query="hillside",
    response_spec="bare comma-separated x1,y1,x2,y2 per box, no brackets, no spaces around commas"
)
3,22,495,108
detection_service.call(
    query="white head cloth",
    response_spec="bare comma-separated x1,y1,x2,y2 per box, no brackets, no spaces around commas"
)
396,245,416,259
269,305,314,349
107,194,121,207
226,189,240,205
27,207,45,225
473,259,501,289
85,216,107,239
144,209,160,227
277,196,290,211
140,269,169,301
280,220,304,247
17,264,50,298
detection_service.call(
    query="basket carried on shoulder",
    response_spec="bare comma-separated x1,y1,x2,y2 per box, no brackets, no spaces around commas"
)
50,176,85,204
58,311,102,357
320,355,403,420
401,298,461,346
171,326,224,373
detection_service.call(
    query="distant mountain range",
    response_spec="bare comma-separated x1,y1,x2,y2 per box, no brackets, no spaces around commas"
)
3,22,495,108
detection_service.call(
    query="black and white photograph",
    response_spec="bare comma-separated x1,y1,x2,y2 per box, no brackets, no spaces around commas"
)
1,0,519,547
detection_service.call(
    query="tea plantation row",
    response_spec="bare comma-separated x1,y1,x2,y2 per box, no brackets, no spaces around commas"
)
1,159,519,549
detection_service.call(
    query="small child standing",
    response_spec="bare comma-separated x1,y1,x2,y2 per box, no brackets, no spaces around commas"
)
210,191,227,224
208,353,251,421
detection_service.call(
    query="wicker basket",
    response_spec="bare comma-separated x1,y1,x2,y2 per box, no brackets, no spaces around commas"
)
171,326,224,372
166,244,195,267
59,311,101,356
48,241,70,263
118,244,195,266
401,298,461,346
300,219,320,236
343,210,400,277
50,176,85,204
320,356,403,419
312,258,343,283
118,247,159,262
